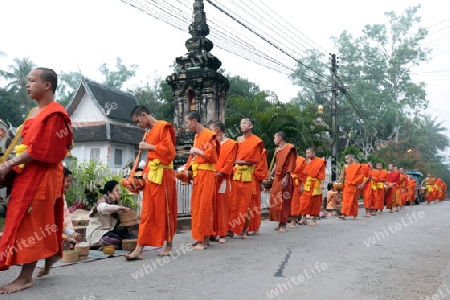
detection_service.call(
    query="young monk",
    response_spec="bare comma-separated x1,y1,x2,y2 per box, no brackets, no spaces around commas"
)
0,68,73,293
340,154,364,220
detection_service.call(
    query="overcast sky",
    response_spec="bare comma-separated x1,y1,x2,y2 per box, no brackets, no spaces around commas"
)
0,0,448,131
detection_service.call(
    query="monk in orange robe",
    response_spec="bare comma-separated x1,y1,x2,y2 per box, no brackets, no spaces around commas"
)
289,155,306,229
208,121,237,243
184,111,219,250
340,155,364,219
406,175,417,207
269,132,297,233
248,148,268,234
0,68,73,293
398,168,408,209
371,163,388,214
228,118,264,239
422,173,437,204
386,164,401,212
358,163,373,217
299,147,326,226
435,177,444,202
125,106,177,260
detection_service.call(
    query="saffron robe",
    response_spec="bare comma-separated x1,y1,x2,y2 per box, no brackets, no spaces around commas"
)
424,176,436,202
269,144,297,223
248,148,268,232
0,102,72,270
407,178,417,203
213,138,237,237
186,129,219,242
360,164,373,209
399,174,408,205
341,163,364,217
228,135,263,235
299,157,326,216
371,169,388,210
290,156,307,217
139,121,177,246
386,171,401,208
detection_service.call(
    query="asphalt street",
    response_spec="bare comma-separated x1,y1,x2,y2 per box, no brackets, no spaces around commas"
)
1,201,450,300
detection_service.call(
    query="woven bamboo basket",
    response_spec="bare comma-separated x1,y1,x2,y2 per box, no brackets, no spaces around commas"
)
122,239,138,252
74,243,90,256
62,250,79,263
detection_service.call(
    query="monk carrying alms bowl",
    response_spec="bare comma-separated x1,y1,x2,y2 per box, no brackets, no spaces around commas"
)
332,181,344,191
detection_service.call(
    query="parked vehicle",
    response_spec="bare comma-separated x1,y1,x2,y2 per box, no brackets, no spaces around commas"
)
405,171,425,204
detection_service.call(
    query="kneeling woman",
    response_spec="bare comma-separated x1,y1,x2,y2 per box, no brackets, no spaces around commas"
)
86,180,136,249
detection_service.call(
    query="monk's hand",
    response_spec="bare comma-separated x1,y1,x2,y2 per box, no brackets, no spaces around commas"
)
0,163,12,181
190,147,203,156
215,172,224,178
139,141,154,151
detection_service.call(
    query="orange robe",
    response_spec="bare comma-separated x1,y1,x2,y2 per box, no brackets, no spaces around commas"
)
269,144,297,224
435,178,444,200
371,169,387,210
399,174,408,205
213,138,237,238
186,129,219,242
139,121,177,246
360,164,373,209
0,102,72,270
341,163,364,217
407,178,417,204
248,148,268,232
290,156,307,217
424,176,436,202
228,135,263,235
299,157,326,216
386,171,401,209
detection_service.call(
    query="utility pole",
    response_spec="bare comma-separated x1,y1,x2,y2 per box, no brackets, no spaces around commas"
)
330,53,338,181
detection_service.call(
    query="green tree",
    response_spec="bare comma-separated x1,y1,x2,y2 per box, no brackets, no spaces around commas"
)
0,57,35,113
0,88,24,126
133,77,174,122
333,5,429,144
57,71,82,106
99,57,138,90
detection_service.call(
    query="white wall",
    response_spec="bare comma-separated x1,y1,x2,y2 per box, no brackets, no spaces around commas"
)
71,141,137,169
70,94,108,124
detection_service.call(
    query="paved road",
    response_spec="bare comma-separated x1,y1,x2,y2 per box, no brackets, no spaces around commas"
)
1,201,450,300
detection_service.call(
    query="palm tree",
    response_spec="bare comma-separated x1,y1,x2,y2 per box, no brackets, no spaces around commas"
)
408,115,449,160
0,57,35,113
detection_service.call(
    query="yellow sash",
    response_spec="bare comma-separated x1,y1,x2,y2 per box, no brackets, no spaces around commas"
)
15,144,28,169
291,174,300,186
147,159,173,185
304,176,322,196
232,164,254,182
376,182,384,189
426,184,433,192
191,163,215,177
371,180,377,190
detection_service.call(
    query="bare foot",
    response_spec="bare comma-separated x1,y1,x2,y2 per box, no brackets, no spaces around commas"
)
300,218,307,225
309,221,317,226
339,215,346,220
353,217,358,220
157,245,172,257
193,243,207,251
191,241,199,246
0,278,33,294
274,225,280,231
226,231,234,238
364,214,370,217
241,231,249,239
36,254,60,277
218,237,226,244
252,230,259,235
278,226,287,233
289,223,296,229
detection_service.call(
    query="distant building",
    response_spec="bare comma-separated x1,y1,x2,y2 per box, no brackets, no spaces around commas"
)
66,78,145,169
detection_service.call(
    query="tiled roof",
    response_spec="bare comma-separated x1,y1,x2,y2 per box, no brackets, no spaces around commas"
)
66,78,138,123
73,124,145,144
